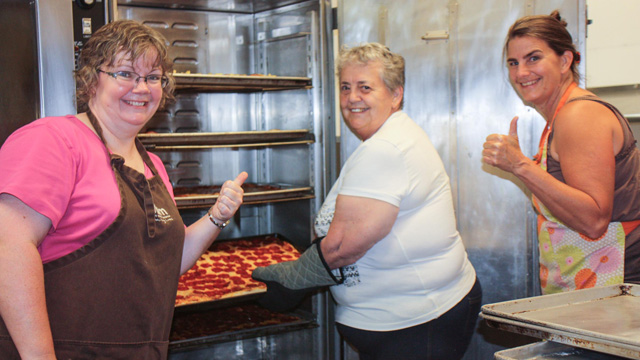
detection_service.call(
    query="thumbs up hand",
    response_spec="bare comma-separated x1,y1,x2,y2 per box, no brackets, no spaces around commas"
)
482,117,530,173
209,171,248,224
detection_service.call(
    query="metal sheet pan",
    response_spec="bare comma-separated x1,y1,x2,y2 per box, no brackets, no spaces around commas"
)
174,184,314,209
494,341,625,360
481,284,640,359
172,73,312,92
138,129,313,147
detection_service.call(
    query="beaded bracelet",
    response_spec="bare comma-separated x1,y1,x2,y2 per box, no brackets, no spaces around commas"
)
207,207,229,229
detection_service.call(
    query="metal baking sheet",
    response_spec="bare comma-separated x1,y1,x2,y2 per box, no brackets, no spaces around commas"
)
137,129,313,147
174,184,314,209
172,73,312,92
481,284,640,359
495,341,626,360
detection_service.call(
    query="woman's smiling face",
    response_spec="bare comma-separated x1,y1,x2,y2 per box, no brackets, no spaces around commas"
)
339,61,402,140
91,50,164,134
506,35,571,109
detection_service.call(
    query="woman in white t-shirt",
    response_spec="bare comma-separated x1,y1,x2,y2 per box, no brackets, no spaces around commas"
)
253,43,481,360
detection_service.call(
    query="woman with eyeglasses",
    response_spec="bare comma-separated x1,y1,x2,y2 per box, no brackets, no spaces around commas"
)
0,20,247,359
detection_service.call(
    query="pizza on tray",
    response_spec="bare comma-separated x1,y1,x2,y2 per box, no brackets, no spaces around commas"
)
176,235,301,306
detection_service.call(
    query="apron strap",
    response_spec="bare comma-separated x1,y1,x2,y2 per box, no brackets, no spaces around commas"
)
534,82,577,164
111,155,157,238
622,219,640,235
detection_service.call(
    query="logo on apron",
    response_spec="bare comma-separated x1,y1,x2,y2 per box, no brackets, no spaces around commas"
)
154,205,174,223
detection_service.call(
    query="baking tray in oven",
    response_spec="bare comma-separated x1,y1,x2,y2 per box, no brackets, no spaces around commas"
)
172,73,312,92
481,284,640,359
169,304,317,352
173,183,314,209
138,129,313,149
175,233,305,311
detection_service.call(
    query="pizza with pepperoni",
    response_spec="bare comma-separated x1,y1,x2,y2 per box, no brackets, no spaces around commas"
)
176,236,301,306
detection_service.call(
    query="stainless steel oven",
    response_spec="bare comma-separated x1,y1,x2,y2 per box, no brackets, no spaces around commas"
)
115,1,335,358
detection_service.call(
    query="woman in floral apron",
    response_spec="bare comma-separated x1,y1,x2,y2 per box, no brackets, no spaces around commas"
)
482,11,640,294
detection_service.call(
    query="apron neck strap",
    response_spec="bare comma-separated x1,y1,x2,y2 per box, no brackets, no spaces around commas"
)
550,82,578,126
534,82,577,164
86,109,108,146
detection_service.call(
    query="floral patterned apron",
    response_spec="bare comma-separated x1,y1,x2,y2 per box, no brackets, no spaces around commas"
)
531,82,639,294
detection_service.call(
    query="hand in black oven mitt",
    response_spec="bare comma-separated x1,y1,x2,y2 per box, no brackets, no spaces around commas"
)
251,237,343,312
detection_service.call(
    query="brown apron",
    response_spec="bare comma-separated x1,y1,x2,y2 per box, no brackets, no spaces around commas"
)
0,140,185,359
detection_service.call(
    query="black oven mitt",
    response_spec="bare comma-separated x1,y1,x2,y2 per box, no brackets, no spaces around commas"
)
251,237,343,312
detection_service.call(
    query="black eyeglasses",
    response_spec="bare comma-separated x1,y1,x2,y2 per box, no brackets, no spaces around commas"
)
96,69,169,88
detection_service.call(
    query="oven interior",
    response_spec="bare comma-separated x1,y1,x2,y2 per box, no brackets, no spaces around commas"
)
117,0,331,357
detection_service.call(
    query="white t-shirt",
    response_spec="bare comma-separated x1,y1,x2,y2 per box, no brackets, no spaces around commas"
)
315,111,476,331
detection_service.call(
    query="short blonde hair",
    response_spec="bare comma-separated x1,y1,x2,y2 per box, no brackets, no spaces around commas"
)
75,20,175,112
336,43,405,109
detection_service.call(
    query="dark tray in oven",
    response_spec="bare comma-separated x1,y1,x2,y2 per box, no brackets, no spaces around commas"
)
172,73,312,92
173,183,314,209
138,129,313,148
169,304,317,352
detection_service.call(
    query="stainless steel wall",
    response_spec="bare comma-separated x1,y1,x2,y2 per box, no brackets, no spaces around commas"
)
337,0,585,359
36,0,76,118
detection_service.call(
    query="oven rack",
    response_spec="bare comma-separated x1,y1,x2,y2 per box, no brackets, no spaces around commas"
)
172,73,312,93
169,304,317,352
138,130,315,150
174,185,314,209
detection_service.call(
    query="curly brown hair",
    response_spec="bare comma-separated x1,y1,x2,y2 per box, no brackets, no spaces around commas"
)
504,10,580,83
75,19,175,112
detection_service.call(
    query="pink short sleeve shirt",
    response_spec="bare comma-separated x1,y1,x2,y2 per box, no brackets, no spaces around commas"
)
0,115,175,263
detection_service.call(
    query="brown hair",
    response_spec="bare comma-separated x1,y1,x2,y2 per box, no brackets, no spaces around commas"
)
75,19,175,112
336,43,405,109
504,10,580,82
